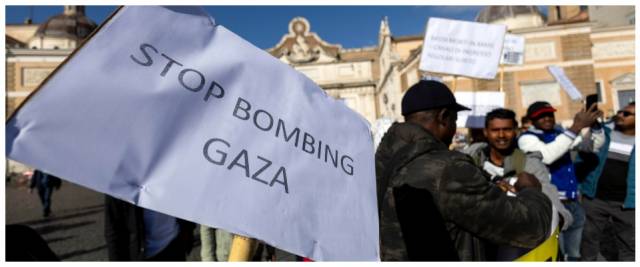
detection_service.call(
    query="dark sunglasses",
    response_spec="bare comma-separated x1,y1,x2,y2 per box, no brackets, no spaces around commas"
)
617,110,635,117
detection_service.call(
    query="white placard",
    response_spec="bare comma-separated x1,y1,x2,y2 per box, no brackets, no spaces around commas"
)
547,65,583,100
454,92,505,128
419,17,506,79
501,34,525,65
5,6,379,261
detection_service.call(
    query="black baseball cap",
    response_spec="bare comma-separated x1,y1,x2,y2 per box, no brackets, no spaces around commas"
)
527,101,557,119
401,80,471,116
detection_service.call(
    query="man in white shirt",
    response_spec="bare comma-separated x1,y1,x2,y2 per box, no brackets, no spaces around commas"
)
518,101,604,261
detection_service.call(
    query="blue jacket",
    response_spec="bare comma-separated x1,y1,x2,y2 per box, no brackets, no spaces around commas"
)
578,127,635,208
520,127,579,200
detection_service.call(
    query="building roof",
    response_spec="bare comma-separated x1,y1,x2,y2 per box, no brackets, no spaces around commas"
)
391,35,423,42
547,8,589,26
34,12,97,40
475,6,544,23
340,46,377,62
6,24,40,43
6,34,26,48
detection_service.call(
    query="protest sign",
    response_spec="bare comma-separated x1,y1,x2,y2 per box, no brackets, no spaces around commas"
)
5,6,379,261
547,65,583,100
454,92,505,128
419,17,506,79
501,34,525,65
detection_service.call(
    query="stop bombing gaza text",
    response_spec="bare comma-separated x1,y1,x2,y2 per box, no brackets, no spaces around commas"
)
129,43,355,191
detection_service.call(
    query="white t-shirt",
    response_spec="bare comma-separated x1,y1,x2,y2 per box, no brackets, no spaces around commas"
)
482,161,516,196
482,160,558,238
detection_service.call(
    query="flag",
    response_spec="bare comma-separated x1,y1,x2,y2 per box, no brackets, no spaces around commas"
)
6,6,379,261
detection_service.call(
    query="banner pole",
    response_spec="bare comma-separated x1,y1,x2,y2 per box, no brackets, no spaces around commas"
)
228,234,258,261
452,75,457,92
499,65,505,93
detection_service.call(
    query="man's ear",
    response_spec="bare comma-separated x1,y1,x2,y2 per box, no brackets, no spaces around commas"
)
437,108,450,126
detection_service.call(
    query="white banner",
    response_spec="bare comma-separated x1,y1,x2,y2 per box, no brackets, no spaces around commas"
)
547,65,583,100
501,34,525,65
5,6,379,261
419,17,506,79
454,92,505,128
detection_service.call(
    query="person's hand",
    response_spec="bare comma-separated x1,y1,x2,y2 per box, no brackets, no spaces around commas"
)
569,104,603,134
514,172,541,192
496,180,516,193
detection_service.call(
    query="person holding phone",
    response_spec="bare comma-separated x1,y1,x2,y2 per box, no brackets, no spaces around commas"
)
518,101,605,261
578,102,635,261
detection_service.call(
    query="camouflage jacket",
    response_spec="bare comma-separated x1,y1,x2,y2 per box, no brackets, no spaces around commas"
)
376,122,551,261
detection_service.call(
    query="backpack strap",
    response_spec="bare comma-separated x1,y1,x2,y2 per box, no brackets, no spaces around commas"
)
511,149,527,175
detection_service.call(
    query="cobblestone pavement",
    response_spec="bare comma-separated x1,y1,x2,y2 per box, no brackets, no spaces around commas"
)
5,178,202,261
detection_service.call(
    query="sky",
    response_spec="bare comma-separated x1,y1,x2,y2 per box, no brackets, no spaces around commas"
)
5,6,550,49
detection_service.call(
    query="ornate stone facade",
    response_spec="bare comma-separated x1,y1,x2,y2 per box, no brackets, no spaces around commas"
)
269,17,379,124
377,5,635,125
6,6,636,130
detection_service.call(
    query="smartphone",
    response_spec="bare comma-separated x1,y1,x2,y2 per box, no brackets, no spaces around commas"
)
585,93,602,129
586,94,598,110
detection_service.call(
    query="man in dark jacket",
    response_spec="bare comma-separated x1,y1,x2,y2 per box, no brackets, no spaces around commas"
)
376,80,552,261
104,195,196,261
29,169,62,217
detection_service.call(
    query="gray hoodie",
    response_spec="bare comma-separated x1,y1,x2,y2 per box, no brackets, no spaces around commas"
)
463,142,573,231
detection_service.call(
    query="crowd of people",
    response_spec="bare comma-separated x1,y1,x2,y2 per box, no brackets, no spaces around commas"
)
10,79,634,262
376,79,635,261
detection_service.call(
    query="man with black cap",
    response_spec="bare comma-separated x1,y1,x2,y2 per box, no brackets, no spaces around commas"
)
518,101,604,261
376,80,552,261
